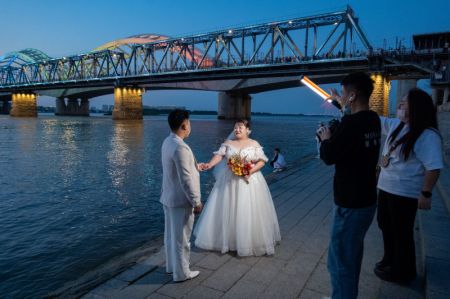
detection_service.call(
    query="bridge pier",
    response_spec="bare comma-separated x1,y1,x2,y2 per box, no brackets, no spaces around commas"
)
55,97,65,115
0,101,10,114
444,87,450,105
443,87,450,111
369,74,390,117
217,92,251,120
55,97,90,116
396,79,417,108
80,98,89,115
113,87,143,120
10,92,37,117
431,88,441,106
434,87,450,111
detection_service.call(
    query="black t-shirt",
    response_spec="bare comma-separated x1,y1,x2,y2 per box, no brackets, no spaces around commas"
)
320,110,381,208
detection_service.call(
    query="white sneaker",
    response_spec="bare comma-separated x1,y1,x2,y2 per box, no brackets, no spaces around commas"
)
188,270,200,279
173,270,200,282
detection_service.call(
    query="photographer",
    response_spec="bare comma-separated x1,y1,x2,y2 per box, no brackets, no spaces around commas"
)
316,72,381,299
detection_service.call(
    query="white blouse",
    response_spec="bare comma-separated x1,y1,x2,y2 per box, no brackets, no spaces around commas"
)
377,116,444,199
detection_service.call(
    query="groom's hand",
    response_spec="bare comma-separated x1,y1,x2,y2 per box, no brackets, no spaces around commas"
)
194,203,203,214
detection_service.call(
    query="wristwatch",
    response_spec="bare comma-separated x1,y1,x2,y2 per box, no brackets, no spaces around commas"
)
421,191,432,198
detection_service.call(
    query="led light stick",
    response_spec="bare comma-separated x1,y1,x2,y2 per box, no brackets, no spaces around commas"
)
300,75,342,110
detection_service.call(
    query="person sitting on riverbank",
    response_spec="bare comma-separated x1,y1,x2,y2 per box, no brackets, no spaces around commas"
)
270,148,287,172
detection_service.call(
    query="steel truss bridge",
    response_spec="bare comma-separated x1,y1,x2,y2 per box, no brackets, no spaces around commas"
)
0,6,436,99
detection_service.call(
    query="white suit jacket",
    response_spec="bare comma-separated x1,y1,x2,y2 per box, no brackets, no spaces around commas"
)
160,133,201,208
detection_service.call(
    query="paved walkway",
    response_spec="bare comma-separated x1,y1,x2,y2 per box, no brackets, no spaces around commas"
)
418,154,450,299
78,155,449,299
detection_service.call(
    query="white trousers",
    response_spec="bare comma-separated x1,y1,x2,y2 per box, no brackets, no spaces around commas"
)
163,205,194,281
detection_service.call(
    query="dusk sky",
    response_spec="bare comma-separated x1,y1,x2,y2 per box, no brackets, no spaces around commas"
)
1,0,449,114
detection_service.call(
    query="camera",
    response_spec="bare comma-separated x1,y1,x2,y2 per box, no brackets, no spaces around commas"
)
316,118,341,142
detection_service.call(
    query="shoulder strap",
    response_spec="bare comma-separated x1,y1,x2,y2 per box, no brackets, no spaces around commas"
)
387,122,406,154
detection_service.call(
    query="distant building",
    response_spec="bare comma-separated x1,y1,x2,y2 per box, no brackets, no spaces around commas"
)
102,105,114,112
143,105,186,110
142,105,186,116
37,106,55,113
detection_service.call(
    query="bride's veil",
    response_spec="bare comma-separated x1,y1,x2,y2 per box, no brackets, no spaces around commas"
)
212,130,235,180
225,130,236,141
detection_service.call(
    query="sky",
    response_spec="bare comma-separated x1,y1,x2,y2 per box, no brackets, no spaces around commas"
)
1,0,449,114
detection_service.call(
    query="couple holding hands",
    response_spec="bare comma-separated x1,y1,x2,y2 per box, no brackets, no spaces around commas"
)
160,109,281,282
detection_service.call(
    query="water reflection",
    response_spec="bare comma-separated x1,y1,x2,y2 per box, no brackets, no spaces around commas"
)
16,118,38,153
0,114,327,298
107,120,144,206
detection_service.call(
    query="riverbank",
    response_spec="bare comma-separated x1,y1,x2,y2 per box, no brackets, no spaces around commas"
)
53,112,450,298
49,155,316,298
68,156,427,298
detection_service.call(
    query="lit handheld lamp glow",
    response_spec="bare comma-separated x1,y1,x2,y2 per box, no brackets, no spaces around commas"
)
300,75,342,110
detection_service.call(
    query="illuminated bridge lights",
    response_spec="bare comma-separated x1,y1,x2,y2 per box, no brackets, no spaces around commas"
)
0,5,377,90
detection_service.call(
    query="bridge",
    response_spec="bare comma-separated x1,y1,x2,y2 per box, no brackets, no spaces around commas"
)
0,6,449,119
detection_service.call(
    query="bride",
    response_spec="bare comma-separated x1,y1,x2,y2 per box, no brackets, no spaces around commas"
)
194,119,281,256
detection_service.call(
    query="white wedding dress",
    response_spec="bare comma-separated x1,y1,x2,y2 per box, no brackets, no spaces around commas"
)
194,143,281,256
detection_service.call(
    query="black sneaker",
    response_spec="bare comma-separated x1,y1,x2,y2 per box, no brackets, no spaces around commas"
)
375,259,390,269
374,265,393,281
374,266,414,286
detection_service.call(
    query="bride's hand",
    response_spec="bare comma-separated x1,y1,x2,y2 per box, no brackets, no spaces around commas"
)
198,163,211,171
244,170,252,182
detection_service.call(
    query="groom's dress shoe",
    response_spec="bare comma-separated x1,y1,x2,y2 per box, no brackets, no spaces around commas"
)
173,270,200,282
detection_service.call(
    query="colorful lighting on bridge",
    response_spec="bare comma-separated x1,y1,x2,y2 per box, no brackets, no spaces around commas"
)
299,75,330,100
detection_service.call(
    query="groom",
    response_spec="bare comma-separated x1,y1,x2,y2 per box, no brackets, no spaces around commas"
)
160,109,203,282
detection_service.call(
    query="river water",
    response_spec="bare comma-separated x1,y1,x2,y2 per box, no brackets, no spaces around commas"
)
0,113,333,298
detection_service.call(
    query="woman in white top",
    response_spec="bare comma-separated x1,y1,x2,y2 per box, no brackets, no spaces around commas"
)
194,119,281,256
375,88,443,285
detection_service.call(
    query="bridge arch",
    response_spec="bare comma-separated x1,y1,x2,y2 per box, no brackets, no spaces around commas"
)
93,33,170,53
0,48,51,68
93,33,213,66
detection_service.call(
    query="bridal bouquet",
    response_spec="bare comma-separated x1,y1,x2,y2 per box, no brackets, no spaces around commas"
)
227,154,252,183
